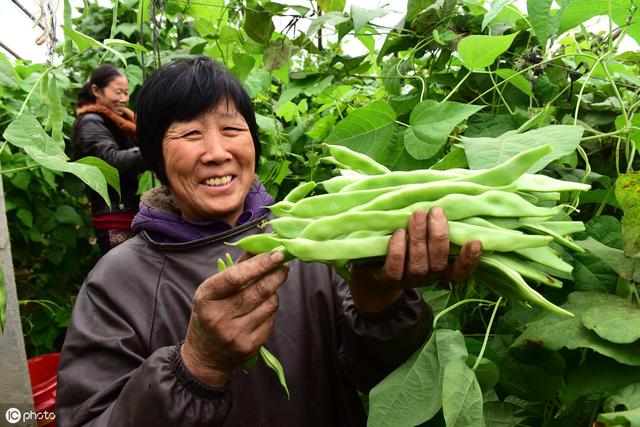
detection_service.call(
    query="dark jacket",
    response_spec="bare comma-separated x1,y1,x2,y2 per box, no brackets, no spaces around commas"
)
73,112,146,215
56,209,433,426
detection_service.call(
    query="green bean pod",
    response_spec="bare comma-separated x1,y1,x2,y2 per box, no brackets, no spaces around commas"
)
324,144,390,175
282,236,391,261
519,223,585,253
515,173,592,192
481,253,563,288
268,217,313,238
514,246,573,274
321,175,360,193
283,181,316,203
454,144,552,187
477,257,574,317
351,182,517,213
300,191,561,240
339,169,465,192
533,220,585,235
231,234,284,254
285,185,405,218
449,222,552,252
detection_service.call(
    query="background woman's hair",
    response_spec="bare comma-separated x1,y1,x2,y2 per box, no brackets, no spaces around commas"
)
135,56,262,184
77,64,124,108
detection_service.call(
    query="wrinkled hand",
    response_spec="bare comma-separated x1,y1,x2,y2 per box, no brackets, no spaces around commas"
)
181,251,289,387
349,207,482,313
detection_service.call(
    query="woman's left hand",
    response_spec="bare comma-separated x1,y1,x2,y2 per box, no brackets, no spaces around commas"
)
348,207,483,313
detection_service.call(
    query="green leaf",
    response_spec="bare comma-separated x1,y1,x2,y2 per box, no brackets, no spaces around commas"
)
579,292,640,344
461,125,584,173
3,114,112,209
562,353,640,410
368,329,467,427
513,292,640,366
495,69,534,97
259,346,290,399
4,113,67,159
577,238,640,282
527,0,563,50
115,23,138,38
317,0,345,12
46,75,64,147
325,100,397,163
263,39,292,71
243,7,275,44
482,0,517,29
615,172,640,257
604,383,640,413
306,12,350,40
103,38,147,52
55,205,83,225
405,100,484,160
0,267,5,332
458,33,519,70
483,400,528,427
0,53,20,89
76,156,121,197
62,24,102,51
559,0,631,35
597,408,640,426
350,6,387,33
17,208,33,228
442,359,484,427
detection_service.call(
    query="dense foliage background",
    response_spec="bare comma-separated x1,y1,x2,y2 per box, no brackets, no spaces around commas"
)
1,0,640,425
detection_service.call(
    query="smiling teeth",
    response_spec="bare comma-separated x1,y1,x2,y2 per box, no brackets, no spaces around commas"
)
205,176,232,186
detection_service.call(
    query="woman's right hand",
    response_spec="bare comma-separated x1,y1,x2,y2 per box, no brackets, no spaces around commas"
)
181,251,289,387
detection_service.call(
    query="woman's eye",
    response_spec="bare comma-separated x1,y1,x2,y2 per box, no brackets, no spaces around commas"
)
183,130,201,138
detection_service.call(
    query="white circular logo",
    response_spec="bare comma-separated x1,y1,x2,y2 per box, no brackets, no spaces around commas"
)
5,407,21,424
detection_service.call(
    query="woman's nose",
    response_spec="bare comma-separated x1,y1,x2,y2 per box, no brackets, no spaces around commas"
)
200,131,231,163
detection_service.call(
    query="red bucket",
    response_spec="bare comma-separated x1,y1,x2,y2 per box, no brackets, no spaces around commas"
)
27,353,60,427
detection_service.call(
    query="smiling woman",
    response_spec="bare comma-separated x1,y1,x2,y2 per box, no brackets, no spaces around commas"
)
55,56,482,427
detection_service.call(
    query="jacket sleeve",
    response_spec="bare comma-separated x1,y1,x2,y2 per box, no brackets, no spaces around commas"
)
56,273,232,427
334,270,433,392
75,114,145,172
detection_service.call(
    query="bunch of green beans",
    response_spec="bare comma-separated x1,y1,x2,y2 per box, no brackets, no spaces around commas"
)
234,144,591,317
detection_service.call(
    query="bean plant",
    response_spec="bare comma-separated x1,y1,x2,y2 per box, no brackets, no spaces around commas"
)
1,0,639,425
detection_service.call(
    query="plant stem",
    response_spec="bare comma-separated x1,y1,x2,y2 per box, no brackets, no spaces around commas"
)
442,70,471,103
0,165,40,174
472,297,502,371
432,298,494,328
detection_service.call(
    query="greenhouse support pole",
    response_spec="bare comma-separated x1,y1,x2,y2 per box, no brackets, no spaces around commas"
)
0,172,36,427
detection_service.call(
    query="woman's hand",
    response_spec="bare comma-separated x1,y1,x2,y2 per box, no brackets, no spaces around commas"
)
348,207,482,313
181,251,289,387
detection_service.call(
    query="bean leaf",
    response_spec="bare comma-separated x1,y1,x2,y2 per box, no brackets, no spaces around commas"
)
442,359,484,427
404,100,484,160
458,33,519,70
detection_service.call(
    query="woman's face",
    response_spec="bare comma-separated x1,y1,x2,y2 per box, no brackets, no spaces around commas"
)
162,104,256,225
92,75,129,115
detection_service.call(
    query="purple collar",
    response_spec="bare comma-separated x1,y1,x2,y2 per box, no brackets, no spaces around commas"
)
131,180,273,243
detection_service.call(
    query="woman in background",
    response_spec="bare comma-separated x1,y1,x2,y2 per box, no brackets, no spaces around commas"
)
74,64,147,254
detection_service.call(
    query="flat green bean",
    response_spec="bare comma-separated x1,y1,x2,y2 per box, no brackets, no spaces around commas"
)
477,258,573,316
339,169,465,192
454,144,552,187
283,181,316,203
268,217,313,238
481,253,563,288
325,144,390,175
534,220,585,235
300,191,561,240
351,182,517,212
515,173,592,192
519,223,585,252
321,175,360,193
514,246,573,274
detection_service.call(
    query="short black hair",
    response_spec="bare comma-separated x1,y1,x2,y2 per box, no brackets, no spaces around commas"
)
135,56,261,184
77,64,124,108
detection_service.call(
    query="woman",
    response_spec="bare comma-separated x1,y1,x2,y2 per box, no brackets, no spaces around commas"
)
56,56,482,426
74,64,147,254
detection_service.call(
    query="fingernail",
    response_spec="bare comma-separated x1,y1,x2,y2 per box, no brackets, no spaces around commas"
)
471,241,482,257
270,250,285,263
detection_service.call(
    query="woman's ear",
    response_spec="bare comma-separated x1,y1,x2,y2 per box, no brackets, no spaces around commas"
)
90,84,101,97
